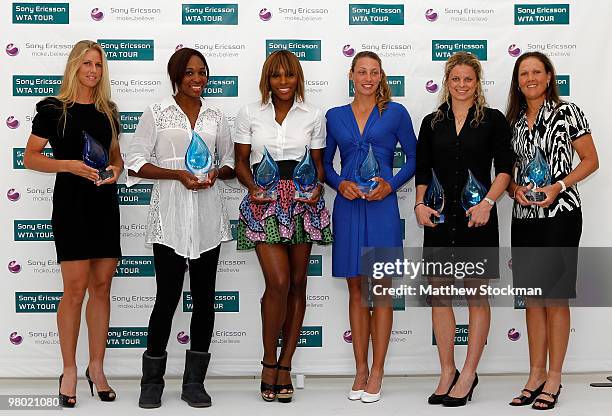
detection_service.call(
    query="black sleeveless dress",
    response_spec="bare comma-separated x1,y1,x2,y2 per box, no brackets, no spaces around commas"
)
31,97,121,262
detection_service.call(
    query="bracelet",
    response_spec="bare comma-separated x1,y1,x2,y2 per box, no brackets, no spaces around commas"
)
483,197,495,206
557,180,567,193
414,202,425,211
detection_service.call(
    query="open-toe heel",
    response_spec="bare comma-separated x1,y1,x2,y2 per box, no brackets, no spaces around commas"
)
58,374,76,408
260,361,277,402
532,385,562,410
276,365,294,403
509,381,545,406
85,367,116,402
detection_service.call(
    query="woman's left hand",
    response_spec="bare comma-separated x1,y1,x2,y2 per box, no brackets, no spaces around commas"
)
466,201,492,227
200,168,219,189
530,183,562,208
96,165,122,185
365,177,392,201
295,184,322,206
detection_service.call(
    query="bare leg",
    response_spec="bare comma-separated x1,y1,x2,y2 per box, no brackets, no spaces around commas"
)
57,260,91,403
367,303,392,394
347,278,370,391
85,258,118,392
432,306,457,395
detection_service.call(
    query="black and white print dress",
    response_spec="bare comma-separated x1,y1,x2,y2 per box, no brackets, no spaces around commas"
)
511,99,591,219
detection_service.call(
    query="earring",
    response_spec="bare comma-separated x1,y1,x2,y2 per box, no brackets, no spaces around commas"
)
547,81,550,87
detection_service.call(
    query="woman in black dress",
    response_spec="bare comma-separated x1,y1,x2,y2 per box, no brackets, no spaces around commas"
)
414,52,513,407
24,40,122,407
506,52,599,410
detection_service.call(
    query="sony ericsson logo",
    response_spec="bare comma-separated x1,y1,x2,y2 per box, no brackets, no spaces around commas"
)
432,40,487,61
91,8,104,21
508,328,521,341
10,331,24,345
433,324,482,345
203,76,238,97
107,327,148,348
119,112,142,133
307,255,323,276
97,39,154,61
177,331,190,344
556,75,570,96
117,184,152,205
342,44,356,57
426,80,439,93
182,3,238,25
14,148,54,169
514,4,569,25
349,4,404,25
183,291,240,312
6,116,20,129
278,326,323,347
349,75,405,97
13,75,62,96
508,44,522,57
15,291,62,313
259,8,272,21
425,8,439,22
13,3,69,24
6,43,20,56
7,188,21,202
266,40,321,61
14,220,53,241
8,260,22,273
114,256,155,277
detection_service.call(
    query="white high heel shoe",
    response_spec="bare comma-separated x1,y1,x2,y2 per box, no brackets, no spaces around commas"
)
361,384,382,403
348,389,364,401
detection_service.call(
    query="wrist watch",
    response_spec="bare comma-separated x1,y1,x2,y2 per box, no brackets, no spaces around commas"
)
483,197,495,206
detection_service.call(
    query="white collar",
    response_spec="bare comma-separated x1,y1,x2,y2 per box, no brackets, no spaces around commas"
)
259,98,309,113
160,96,206,111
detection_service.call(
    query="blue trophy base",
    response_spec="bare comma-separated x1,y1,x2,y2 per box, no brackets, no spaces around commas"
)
194,172,210,183
358,182,378,195
431,214,445,224
97,169,113,181
295,190,314,199
257,189,278,200
525,190,547,202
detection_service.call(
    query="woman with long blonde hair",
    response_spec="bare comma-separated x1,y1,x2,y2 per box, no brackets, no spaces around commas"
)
24,40,122,407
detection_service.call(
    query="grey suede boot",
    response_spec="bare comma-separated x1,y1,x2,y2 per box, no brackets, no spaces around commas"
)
138,351,167,409
181,350,212,407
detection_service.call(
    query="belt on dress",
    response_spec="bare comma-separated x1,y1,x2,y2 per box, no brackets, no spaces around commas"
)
252,160,298,180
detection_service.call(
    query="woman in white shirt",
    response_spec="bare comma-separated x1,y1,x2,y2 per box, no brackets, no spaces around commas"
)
234,50,332,403
125,48,234,409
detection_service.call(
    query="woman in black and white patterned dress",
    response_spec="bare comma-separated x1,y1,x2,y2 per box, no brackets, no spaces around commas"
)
506,52,599,410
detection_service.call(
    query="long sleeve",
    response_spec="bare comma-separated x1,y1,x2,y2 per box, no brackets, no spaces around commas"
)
216,113,235,169
389,106,417,191
323,112,344,191
415,114,434,186
124,105,157,187
491,109,514,176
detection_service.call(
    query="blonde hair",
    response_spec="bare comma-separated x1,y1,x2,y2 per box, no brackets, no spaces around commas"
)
350,51,391,114
259,50,305,105
431,51,486,128
56,40,119,142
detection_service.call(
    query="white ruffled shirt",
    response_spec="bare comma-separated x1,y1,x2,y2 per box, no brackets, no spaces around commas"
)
124,97,234,259
233,99,326,166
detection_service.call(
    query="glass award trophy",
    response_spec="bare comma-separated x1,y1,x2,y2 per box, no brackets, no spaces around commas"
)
293,146,318,199
185,131,213,182
82,131,113,181
461,169,488,212
255,146,280,199
355,144,380,194
522,147,551,202
424,168,445,223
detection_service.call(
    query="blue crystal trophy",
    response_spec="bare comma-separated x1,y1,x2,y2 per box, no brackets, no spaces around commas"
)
185,131,213,182
355,144,380,194
293,146,318,199
424,168,445,224
82,131,113,181
460,169,488,213
255,146,280,199
522,147,551,202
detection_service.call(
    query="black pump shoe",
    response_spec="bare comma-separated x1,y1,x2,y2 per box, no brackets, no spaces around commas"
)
442,373,478,407
509,381,545,406
428,369,460,405
85,367,116,401
58,374,76,408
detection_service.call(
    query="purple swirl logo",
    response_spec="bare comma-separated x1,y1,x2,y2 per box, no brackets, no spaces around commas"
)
342,330,352,343
259,8,272,21
91,8,104,21
342,44,355,58
10,332,23,345
508,44,522,57
7,189,20,202
177,331,190,344
425,80,439,93
425,8,438,22
6,43,19,56
508,328,520,341
8,261,22,273
6,116,20,129
175,44,184,51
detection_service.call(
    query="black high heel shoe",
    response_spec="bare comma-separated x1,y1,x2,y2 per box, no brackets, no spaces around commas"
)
85,367,116,402
428,369,460,405
58,374,76,408
260,361,277,402
442,373,478,407
509,381,545,406
276,364,294,403
532,385,562,410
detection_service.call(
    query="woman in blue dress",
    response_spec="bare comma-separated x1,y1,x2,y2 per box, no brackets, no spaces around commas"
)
324,51,416,403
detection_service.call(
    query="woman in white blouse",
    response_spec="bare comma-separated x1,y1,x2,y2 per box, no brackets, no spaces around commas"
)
125,48,234,409
234,50,332,403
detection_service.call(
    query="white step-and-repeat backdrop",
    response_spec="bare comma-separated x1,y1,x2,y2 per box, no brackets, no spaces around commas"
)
2,0,610,377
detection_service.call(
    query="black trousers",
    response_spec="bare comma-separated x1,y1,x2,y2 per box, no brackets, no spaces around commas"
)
146,243,220,356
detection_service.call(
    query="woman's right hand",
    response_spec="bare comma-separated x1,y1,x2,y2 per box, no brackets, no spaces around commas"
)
512,185,532,207
176,170,205,191
248,187,276,205
415,204,439,227
64,160,101,183
338,180,365,201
